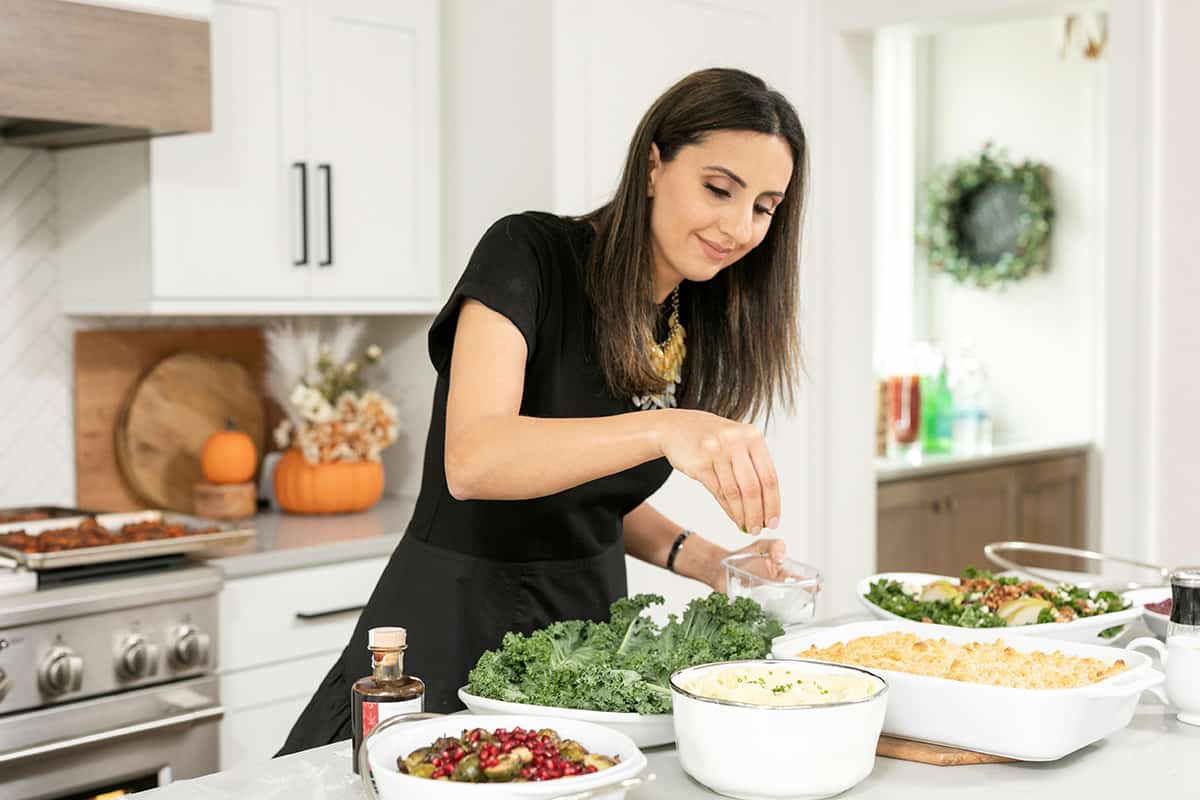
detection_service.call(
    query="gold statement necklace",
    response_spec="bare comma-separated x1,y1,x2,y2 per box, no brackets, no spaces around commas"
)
634,287,686,410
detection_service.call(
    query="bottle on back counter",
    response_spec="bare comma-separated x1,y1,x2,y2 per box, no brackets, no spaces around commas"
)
351,626,425,773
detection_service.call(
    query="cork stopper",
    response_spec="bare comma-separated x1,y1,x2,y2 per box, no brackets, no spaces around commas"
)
368,626,407,650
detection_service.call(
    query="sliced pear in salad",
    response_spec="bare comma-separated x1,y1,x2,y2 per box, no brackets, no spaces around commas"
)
919,580,963,603
996,597,1054,626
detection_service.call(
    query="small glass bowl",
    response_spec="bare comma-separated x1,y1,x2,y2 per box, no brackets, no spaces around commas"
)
722,553,822,631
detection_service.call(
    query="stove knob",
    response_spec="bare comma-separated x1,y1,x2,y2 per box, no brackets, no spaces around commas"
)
39,645,84,696
0,668,10,702
116,634,158,680
170,625,211,669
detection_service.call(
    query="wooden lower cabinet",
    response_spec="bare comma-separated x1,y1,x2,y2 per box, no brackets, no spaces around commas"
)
877,453,1087,575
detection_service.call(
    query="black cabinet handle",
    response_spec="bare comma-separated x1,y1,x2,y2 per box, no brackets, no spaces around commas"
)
318,163,333,267
295,604,364,621
293,162,308,267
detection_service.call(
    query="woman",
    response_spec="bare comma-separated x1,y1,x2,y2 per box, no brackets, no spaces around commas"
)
278,66,806,753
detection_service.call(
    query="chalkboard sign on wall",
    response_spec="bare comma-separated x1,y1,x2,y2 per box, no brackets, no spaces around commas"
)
918,143,1054,289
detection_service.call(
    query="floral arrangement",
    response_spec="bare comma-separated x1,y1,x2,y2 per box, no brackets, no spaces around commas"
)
266,320,400,465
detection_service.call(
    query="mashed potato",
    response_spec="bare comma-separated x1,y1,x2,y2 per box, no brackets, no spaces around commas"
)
679,665,879,706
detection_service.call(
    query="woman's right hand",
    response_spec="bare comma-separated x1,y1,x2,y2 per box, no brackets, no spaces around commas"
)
654,409,781,535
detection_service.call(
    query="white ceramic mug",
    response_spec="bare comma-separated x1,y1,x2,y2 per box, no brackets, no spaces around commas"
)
1127,636,1200,726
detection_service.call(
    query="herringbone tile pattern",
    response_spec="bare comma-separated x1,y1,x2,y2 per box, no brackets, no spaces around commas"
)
0,146,74,506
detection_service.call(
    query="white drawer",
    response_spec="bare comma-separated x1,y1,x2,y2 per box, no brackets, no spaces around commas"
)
219,652,340,768
219,556,388,672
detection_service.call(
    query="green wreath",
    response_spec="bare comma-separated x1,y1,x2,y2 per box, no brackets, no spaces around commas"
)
918,144,1054,289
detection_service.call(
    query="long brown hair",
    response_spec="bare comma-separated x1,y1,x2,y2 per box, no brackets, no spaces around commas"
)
581,67,807,422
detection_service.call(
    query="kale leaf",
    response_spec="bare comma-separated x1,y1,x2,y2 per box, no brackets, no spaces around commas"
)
466,592,781,714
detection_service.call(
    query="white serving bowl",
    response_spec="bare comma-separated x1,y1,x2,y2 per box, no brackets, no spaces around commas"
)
1124,586,1173,639
669,659,887,800
774,620,1164,761
457,688,675,748
857,572,1145,645
365,713,647,799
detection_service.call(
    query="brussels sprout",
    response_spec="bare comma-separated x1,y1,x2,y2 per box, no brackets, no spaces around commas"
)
407,763,436,779
582,753,617,771
558,739,588,763
536,728,560,744
400,747,432,774
452,754,485,782
462,728,498,749
483,753,523,782
431,736,461,753
510,746,534,765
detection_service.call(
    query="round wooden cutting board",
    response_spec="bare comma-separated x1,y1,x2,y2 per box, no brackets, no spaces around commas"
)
116,351,265,512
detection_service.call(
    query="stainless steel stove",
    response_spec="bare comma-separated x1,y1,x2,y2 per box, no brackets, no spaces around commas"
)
0,564,223,800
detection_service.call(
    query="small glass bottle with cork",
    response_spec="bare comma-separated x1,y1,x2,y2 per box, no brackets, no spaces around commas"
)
351,626,425,773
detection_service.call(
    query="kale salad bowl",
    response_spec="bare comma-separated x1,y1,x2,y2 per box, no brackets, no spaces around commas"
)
857,569,1145,645
458,592,785,747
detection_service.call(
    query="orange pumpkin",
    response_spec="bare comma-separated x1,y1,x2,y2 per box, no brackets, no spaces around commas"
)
273,448,384,514
201,418,258,484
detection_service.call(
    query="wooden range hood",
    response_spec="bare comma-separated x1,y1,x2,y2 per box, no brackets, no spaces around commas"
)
0,0,211,149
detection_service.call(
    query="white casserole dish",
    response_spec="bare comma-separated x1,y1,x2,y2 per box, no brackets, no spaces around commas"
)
670,660,887,800
457,687,674,748
772,620,1163,761
857,572,1145,645
364,713,647,799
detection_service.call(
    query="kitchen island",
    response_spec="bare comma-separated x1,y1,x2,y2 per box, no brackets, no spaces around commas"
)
138,698,1197,798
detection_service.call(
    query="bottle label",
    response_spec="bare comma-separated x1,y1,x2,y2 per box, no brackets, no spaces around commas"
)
361,696,423,738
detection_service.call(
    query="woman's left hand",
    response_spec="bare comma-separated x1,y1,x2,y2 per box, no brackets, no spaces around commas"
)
707,537,787,593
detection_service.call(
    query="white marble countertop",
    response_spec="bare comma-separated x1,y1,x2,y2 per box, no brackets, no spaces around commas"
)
198,496,416,578
138,694,1199,798
876,440,1091,483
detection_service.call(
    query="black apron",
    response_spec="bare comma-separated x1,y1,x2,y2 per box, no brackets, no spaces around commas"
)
276,211,674,756
276,533,629,755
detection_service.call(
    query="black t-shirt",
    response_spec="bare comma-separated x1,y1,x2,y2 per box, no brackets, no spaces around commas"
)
405,211,674,562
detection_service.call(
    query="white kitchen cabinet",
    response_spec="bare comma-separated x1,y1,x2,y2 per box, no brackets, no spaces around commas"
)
56,0,441,315
306,0,441,301
217,556,388,769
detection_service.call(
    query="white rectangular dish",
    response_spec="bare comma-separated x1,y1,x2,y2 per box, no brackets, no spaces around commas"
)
857,572,1145,645
772,620,1163,761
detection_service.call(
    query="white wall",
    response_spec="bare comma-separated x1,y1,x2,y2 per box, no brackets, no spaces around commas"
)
1150,0,1200,568
550,1,832,613
916,17,1102,445
440,0,555,296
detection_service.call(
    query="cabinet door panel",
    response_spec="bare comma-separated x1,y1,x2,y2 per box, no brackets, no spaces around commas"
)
878,466,1015,576
151,0,309,299
1014,455,1087,570
307,0,440,301
877,477,954,575
941,466,1015,573
218,652,339,768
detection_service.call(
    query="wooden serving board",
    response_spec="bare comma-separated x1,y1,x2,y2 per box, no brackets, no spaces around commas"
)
876,735,1014,766
116,351,265,513
74,327,278,512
